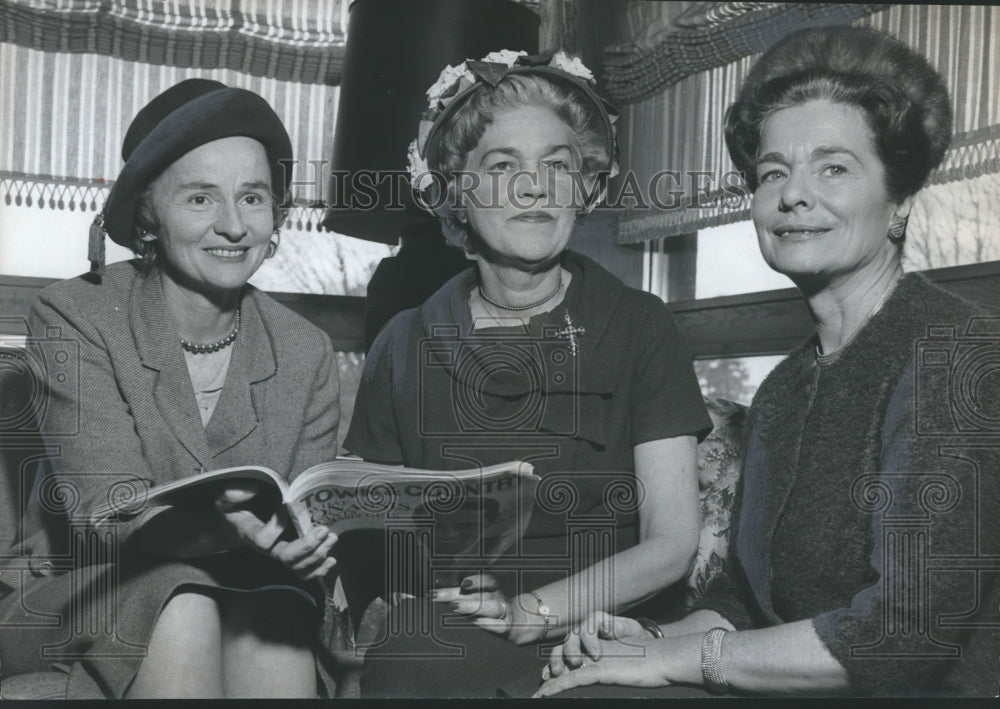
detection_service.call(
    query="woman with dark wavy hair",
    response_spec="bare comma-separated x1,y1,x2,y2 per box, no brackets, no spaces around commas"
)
536,26,999,698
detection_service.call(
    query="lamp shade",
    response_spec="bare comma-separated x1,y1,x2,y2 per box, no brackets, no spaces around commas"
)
322,0,539,244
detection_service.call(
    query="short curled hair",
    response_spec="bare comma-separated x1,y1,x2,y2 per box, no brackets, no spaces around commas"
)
430,73,612,249
725,26,952,203
131,183,286,275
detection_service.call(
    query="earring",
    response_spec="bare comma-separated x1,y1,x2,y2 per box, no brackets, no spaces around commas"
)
887,214,908,244
267,231,280,258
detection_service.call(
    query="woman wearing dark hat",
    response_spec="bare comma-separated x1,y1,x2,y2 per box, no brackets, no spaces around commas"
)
344,51,712,697
0,80,340,698
536,26,999,698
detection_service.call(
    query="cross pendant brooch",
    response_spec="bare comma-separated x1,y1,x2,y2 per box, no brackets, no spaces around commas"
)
556,312,586,356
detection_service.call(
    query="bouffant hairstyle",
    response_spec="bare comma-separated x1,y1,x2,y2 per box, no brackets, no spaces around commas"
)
725,26,952,204
430,73,612,250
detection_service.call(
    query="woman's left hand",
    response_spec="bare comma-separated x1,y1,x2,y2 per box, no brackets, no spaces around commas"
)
431,573,537,645
533,632,703,698
215,483,338,581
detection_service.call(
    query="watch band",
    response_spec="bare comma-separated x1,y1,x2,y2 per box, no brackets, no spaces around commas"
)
635,617,664,639
701,627,730,694
527,591,552,640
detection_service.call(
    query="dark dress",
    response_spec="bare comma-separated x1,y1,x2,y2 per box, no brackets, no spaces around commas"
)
0,262,340,698
695,273,1000,697
344,250,712,697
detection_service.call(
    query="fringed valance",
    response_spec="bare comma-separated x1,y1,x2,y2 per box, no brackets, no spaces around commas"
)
0,42,339,204
615,3,1000,244
603,2,887,104
0,0,347,85
0,171,335,232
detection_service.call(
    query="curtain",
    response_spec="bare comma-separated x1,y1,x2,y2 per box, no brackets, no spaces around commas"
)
0,0,346,226
614,3,1000,244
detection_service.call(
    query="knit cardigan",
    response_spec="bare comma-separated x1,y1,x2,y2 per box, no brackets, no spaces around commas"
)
696,273,1000,697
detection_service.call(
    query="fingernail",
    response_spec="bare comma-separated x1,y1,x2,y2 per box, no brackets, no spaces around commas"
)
461,579,473,590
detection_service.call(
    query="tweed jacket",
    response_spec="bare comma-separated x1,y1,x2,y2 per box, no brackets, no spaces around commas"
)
19,260,340,555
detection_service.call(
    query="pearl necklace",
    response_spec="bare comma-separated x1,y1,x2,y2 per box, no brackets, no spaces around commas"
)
478,277,563,312
180,309,240,354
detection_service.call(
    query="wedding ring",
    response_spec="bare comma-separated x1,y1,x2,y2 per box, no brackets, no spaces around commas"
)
497,601,510,621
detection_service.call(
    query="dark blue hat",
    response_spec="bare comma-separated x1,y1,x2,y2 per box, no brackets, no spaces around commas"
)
101,79,293,249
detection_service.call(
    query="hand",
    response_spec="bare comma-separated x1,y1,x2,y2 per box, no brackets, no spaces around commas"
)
547,611,649,679
431,573,536,645
534,634,669,697
214,484,337,581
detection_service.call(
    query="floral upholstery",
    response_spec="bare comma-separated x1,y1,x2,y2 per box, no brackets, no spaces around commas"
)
686,397,747,606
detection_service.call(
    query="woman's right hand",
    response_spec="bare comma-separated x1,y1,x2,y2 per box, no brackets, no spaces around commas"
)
214,483,338,581
546,611,649,679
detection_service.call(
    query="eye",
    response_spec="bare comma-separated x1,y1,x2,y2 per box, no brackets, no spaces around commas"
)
757,168,785,184
544,159,571,173
822,163,848,176
487,160,516,172
189,194,211,206
242,193,267,206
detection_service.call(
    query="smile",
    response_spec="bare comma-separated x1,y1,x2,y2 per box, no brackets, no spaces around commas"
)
205,248,250,259
773,226,831,237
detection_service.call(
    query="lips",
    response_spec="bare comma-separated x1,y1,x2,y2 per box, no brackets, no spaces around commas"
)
773,225,831,237
510,211,554,223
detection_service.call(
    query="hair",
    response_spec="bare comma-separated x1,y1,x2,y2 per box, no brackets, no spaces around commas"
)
429,73,612,250
725,26,952,205
130,179,287,275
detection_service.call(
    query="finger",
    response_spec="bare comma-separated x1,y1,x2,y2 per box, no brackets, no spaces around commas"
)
561,631,587,669
532,664,602,698
473,617,510,636
581,628,604,662
252,511,288,551
546,641,570,678
277,525,332,565
303,555,338,581
429,587,464,602
214,482,262,510
460,572,498,593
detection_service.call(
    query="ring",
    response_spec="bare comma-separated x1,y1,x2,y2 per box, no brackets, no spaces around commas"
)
497,601,510,621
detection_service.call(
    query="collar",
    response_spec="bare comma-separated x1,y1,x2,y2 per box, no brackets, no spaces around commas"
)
129,267,277,464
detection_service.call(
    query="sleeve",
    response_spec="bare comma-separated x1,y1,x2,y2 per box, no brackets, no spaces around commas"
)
629,296,713,446
288,330,341,478
25,289,157,546
810,361,1000,695
341,314,408,464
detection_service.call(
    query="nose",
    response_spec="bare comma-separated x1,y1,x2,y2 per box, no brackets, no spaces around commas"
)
513,162,548,202
778,169,814,212
214,199,248,240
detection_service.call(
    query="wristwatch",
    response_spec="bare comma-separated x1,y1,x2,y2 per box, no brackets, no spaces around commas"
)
528,591,553,640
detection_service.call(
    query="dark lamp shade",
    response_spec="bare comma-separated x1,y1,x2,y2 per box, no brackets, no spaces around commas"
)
322,0,539,244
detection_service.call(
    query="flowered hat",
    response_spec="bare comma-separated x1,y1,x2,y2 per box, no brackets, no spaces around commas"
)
407,50,620,215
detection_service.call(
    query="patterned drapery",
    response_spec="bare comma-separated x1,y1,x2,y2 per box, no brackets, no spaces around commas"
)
0,0,347,85
615,3,1000,244
0,0,346,217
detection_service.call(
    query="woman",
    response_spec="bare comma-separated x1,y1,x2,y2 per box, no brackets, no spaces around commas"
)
0,79,340,698
536,26,999,698
344,51,712,697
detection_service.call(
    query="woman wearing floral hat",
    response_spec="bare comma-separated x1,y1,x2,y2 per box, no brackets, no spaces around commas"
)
0,79,339,698
344,51,712,697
